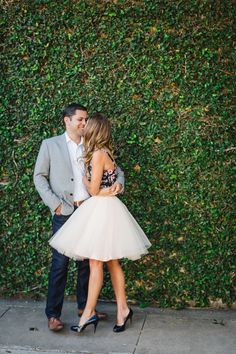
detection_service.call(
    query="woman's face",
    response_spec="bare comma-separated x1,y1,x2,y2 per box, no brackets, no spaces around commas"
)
84,119,94,137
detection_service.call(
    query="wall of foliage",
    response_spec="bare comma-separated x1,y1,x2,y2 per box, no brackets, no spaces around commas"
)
1,0,235,308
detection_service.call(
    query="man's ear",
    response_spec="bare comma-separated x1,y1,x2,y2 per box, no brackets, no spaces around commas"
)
64,116,69,125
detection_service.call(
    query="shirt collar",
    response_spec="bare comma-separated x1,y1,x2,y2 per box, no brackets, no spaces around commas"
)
64,132,83,146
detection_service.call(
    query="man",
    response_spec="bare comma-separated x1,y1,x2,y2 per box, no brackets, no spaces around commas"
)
34,103,124,331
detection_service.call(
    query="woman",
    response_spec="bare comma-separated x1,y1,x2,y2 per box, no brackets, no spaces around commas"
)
49,113,151,333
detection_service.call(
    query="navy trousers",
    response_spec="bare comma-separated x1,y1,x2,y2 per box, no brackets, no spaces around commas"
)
45,209,89,319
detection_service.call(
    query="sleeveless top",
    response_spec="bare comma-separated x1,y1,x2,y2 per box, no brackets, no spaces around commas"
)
87,150,118,189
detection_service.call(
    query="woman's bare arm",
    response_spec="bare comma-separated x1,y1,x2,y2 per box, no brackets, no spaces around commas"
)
83,151,105,196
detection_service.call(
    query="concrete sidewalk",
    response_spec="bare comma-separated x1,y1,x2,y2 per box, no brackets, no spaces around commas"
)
0,299,235,354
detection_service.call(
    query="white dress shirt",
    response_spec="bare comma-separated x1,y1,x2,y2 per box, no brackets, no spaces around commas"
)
65,132,90,202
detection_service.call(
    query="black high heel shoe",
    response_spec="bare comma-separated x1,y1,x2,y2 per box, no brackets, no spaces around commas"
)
113,308,133,333
71,314,99,333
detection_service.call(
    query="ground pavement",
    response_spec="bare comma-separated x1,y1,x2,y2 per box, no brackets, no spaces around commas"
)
0,299,235,354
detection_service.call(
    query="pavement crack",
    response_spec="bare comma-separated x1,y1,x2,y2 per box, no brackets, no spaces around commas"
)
133,312,147,354
0,306,11,319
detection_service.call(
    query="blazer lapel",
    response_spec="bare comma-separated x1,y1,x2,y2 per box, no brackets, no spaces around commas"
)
57,133,73,174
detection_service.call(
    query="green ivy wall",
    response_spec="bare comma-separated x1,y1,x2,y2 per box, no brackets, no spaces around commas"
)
1,0,235,308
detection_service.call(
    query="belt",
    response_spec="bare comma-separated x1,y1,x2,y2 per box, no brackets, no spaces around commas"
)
73,200,84,207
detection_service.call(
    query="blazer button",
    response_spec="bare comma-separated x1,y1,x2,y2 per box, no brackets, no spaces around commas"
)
71,178,74,181
70,193,73,196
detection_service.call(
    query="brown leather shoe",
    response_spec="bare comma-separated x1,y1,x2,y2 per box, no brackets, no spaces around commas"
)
78,310,108,320
48,317,64,331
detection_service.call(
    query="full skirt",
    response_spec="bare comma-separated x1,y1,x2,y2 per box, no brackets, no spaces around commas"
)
49,196,151,261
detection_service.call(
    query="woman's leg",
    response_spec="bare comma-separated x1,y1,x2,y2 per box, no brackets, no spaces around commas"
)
107,260,129,325
79,259,103,325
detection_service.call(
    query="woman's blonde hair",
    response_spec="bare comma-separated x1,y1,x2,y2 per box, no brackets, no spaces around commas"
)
83,113,114,168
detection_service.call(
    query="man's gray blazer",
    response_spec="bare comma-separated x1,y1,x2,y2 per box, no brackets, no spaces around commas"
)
33,133,125,215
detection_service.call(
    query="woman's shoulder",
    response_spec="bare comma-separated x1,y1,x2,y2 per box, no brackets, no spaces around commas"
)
91,149,107,162
93,148,113,157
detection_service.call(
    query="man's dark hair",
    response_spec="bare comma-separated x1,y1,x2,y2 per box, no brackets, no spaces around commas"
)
62,103,87,119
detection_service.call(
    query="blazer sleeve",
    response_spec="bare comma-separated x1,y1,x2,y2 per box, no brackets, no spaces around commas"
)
116,165,125,192
33,140,61,211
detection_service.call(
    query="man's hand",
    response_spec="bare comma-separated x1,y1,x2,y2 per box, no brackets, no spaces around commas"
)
110,183,122,194
98,183,123,196
55,204,62,215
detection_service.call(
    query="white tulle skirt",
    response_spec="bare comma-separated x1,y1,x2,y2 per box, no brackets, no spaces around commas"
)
49,196,151,261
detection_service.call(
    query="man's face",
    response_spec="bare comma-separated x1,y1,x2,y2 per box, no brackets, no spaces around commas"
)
64,109,88,137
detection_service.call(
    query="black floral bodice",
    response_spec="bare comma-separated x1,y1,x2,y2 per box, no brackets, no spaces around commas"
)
87,164,118,188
